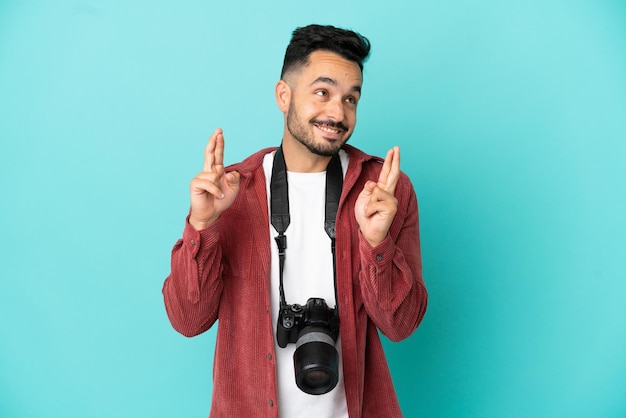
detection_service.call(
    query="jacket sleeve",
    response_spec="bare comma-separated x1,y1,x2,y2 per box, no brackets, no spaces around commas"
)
162,216,224,337
357,180,428,342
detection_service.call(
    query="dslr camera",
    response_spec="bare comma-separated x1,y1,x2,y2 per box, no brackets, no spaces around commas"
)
276,297,340,395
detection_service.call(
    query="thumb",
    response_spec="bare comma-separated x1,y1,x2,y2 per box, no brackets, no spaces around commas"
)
225,171,241,190
361,180,376,195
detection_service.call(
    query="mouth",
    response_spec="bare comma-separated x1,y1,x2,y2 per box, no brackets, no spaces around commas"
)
312,121,347,140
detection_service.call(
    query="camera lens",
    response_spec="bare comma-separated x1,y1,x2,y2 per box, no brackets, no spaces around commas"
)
293,326,339,395
303,370,328,387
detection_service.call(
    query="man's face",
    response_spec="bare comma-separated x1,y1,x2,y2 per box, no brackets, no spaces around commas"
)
284,50,363,156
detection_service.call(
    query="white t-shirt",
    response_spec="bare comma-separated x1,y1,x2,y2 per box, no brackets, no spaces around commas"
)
263,151,349,418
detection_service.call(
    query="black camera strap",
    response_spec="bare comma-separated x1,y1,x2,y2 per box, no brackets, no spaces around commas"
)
270,145,343,313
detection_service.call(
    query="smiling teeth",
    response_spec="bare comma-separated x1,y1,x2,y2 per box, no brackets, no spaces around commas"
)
317,125,340,133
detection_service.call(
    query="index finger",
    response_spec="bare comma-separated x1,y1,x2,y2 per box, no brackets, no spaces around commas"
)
203,128,224,172
377,146,400,194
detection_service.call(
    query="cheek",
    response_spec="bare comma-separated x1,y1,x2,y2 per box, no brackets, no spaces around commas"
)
300,101,326,119
344,106,357,124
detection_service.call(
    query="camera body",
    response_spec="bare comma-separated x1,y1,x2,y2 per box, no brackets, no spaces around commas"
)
276,297,341,395
276,297,339,348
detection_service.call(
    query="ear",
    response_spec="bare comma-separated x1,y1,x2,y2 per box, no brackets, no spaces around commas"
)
275,80,291,113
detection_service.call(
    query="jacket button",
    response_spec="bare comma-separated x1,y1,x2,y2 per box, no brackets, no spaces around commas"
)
268,399,274,407
376,254,383,261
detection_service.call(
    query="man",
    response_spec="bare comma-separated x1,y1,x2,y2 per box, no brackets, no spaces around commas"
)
163,24,427,417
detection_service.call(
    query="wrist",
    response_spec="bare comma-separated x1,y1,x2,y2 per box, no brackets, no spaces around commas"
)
360,230,386,248
188,215,217,231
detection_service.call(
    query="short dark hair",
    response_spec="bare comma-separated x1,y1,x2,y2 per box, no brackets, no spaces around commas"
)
280,24,371,79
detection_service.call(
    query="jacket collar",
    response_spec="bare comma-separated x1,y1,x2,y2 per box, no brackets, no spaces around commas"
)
227,144,381,180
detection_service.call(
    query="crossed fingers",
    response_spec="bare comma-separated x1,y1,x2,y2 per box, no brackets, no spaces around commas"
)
195,128,227,200
377,146,400,194
204,128,225,175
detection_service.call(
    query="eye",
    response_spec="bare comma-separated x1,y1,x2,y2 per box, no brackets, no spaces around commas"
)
345,96,358,105
315,90,328,97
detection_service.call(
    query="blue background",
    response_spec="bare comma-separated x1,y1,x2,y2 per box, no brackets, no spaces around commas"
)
1,1,625,417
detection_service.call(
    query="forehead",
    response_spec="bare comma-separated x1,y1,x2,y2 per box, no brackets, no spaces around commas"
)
296,50,363,87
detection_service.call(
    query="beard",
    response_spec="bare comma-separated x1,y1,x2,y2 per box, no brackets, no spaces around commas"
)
286,101,351,157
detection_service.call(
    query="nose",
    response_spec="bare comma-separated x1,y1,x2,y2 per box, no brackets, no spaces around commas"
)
325,98,345,122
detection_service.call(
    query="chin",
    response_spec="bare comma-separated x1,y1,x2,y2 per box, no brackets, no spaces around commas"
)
307,141,345,157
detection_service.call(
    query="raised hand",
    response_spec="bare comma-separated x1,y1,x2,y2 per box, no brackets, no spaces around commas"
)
354,146,400,247
188,128,241,230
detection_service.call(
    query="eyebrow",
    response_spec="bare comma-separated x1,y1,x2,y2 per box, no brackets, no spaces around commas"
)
311,76,362,94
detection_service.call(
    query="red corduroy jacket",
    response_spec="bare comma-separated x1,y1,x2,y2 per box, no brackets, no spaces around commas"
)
163,144,428,417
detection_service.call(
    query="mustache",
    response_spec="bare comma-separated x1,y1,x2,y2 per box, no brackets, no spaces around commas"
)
310,119,349,132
